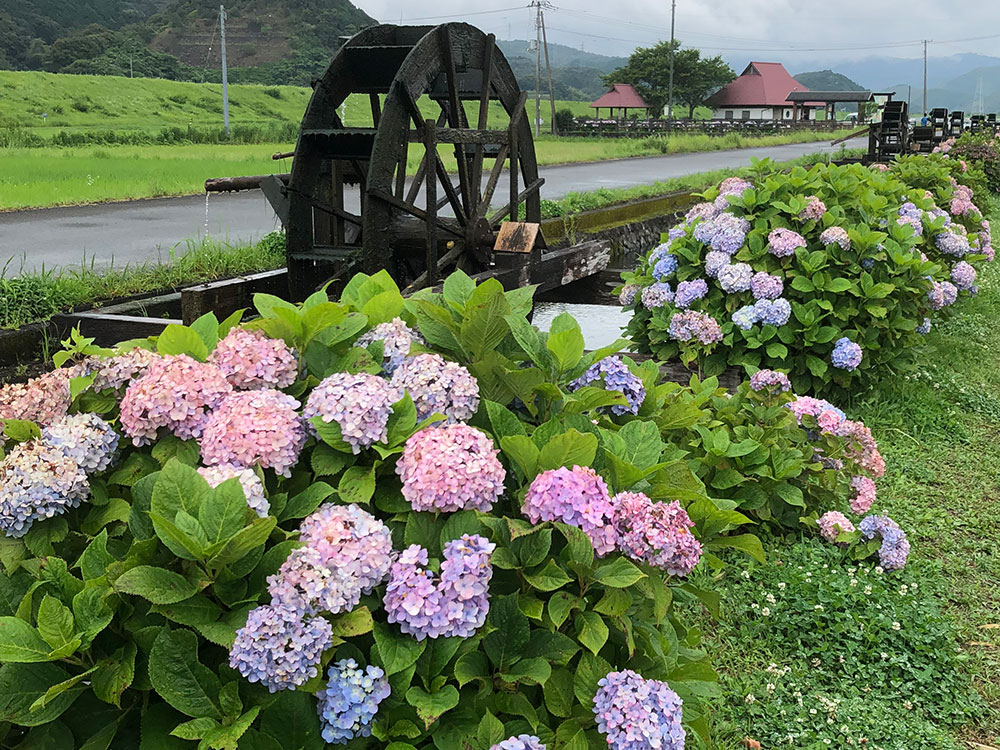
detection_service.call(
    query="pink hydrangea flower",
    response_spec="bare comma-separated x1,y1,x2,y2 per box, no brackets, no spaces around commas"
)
356,317,425,374
209,328,298,390
849,475,877,514
799,195,826,222
200,389,305,477
612,492,702,576
820,226,850,251
397,424,506,513
120,355,232,445
522,466,617,556
85,348,162,390
0,370,71,428
768,228,807,258
817,511,855,543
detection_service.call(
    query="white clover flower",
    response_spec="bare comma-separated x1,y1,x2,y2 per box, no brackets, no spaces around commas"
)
766,593,776,604
899,584,908,595
777,582,786,590
903,701,913,710
814,604,824,611
864,585,873,595
761,607,771,617
766,682,776,693
741,570,751,579
875,566,884,575
745,694,757,704
892,622,901,631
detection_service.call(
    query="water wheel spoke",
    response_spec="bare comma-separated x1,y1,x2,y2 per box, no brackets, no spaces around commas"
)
488,178,545,226
403,241,465,294
368,188,464,239
470,34,496,204
439,27,473,217
477,142,509,220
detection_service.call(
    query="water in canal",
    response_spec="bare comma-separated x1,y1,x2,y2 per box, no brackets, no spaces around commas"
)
533,303,630,349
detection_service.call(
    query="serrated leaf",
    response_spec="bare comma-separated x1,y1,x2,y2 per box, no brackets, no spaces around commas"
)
405,685,459,729
524,560,572,592
113,566,198,605
576,611,609,655
592,558,646,588
0,617,55,662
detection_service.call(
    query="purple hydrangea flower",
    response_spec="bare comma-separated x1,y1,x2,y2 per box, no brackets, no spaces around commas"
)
490,737,546,750
927,282,947,310
950,261,977,291
699,213,751,254
356,317,425,374
384,535,495,640
652,254,679,281
396,424,506,513
684,202,721,224
669,310,723,344
303,372,402,453
753,298,791,327
704,251,730,279
940,281,958,306
750,272,783,300
786,396,846,424
229,604,332,692
718,262,753,293
641,283,674,310
936,231,970,257
732,305,758,331
570,356,646,415
316,659,390,744
390,353,480,423
768,228,807,258
0,441,89,538
749,369,792,393
831,337,863,371
522,466,617,556
674,279,708,309
716,177,753,203
268,546,352,617
619,283,641,306
42,413,119,473
612,492,702,576
820,226,850,250
859,515,910,571
668,226,686,241
593,670,685,750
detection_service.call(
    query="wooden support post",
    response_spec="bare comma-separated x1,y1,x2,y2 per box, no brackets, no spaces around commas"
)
424,119,439,285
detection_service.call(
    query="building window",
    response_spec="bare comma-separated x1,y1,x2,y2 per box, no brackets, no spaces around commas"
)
725,110,734,120
742,110,751,120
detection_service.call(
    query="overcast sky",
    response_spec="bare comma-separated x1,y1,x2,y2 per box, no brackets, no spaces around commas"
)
359,0,1000,66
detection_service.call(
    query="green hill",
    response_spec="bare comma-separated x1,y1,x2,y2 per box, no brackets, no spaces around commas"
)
793,69,867,92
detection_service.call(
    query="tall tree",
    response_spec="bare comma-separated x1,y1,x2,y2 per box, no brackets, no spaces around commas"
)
604,41,734,118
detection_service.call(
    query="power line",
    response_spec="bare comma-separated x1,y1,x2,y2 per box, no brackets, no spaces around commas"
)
389,6,526,23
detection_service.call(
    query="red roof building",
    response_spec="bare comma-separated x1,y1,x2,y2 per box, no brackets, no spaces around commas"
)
591,83,652,119
706,62,818,121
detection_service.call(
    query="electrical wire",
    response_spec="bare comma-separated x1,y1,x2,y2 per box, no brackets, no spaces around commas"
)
389,6,527,23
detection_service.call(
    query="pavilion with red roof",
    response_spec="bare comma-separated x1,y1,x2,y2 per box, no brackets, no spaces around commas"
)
706,62,821,122
590,83,652,120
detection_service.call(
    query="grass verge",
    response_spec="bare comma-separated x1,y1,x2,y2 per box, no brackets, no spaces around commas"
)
0,232,285,329
685,196,1000,747
1,131,857,211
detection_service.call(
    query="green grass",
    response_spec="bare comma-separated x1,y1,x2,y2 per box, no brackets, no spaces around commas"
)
687,197,1000,747
0,232,286,329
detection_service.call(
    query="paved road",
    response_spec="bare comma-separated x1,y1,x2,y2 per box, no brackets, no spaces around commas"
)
0,139,861,273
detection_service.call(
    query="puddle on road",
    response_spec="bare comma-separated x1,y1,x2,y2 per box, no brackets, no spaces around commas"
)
533,303,631,349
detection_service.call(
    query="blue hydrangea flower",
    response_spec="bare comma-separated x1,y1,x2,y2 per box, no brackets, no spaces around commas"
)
490,737,546,750
316,659,391,745
228,604,332,692
859,515,910,571
717,262,753,293
674,279,708,309
569,356,646,415
753,298,791,327
652,254,679,281
0,441,90,538
42,413,119,473
704,251,730,279
731,305,758,331
916,318,932,334
831,337,863,371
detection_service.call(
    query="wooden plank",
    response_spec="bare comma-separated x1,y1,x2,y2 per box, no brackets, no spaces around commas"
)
55,313,179,346
205,173,290,193
180,269,288,325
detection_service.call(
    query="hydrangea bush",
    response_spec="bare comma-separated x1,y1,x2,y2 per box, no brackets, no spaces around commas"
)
621,158,994,395
0,271,795,750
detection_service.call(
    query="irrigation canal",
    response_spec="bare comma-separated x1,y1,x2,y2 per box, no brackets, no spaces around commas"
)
0,139,863,273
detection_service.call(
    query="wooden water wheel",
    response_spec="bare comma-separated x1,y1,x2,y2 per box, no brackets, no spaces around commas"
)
282,22,543,296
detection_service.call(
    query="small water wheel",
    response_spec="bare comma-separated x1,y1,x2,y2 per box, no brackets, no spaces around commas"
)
283,23,543,296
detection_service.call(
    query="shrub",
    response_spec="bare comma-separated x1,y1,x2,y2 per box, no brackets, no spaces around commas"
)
621,160,993,395
0,271,796,749
952,131,1000,195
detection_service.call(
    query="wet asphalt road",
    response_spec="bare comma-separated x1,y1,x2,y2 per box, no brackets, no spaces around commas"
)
0,139,861,273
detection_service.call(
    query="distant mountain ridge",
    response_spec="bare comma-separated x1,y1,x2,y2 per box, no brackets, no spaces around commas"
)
793,69,867,92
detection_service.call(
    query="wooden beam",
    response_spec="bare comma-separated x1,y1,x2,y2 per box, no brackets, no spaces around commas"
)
180,269,289,325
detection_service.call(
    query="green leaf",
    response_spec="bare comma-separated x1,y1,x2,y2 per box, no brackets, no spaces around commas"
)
329,607,374,638
544,668,575,717
0,617,54,662
310,443,353,477
0,663,83,726
545,314,585,371
573,652,611,707
151,461,213,560
592,558,646,588
476,711,506,749
484,400,527,439
536,430,598,472
91,642,137,707
29,665,97,711
805,354,829,377
547,592,579,629
200,479,251,546
460,279,511,359
482,595,530,670
706,534,766,564
72,587,113,643
555,523,594,568
171,718,221,740
339,465,376,505
524,560,573,592
148,629,222,719
501,657,551,686
2,419,41,443
209,516,277,569
405,685,459,730
157,325,209,361
113,566,198,605
499,435,539,479
442,270,475,308
373,621,425,676
280,482,335,521
576,612,609,655
77,530,114,581
453,651,489,688
36,595,76,651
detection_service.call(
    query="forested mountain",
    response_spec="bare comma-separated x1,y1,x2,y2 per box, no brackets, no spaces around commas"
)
793,69,866,91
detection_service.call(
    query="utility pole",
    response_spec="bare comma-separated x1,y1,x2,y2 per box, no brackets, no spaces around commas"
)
129,57,133,78
922,39,928,116
220,4,230,138
540,4,557,134
533,1,542,137
667,0,677,128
